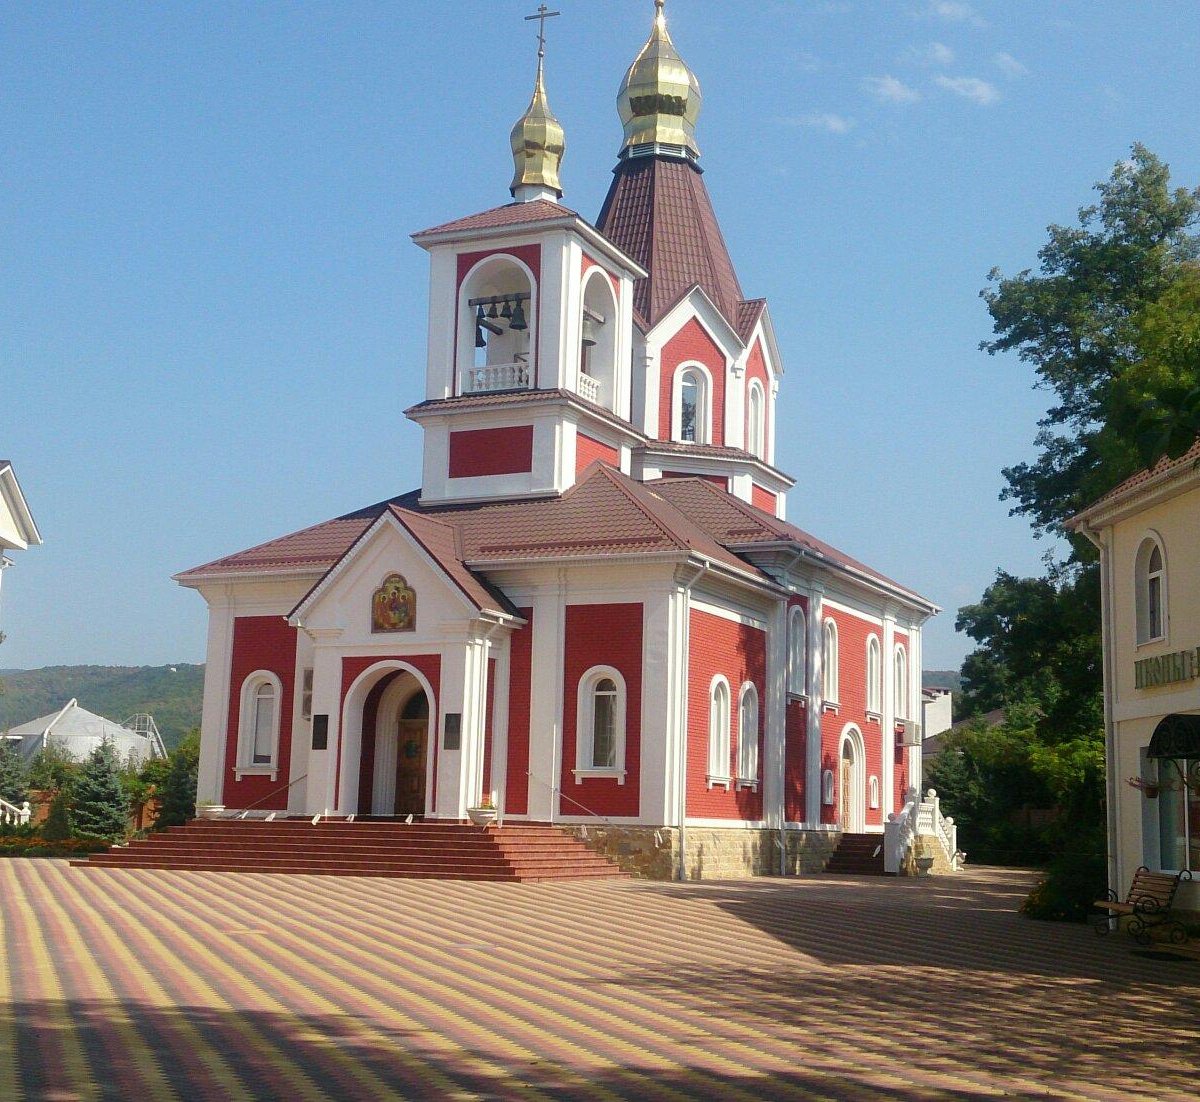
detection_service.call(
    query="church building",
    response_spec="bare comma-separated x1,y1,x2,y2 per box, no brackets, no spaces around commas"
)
177,2,938,878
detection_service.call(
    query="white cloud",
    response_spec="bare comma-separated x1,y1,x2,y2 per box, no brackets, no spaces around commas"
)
922,1,987,28
935,75,1000,105
927,41,956,65
783,112,856,134
992,51,1028,77
862,75,922,104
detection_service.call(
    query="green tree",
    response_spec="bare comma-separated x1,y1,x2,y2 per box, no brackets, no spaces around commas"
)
982,144,1200,539
41,790,73,842
155,729,199,829
26,742,79,792
72,741,130,841
0,740,29,806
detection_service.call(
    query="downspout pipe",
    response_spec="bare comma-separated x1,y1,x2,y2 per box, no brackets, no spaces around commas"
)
1077,522,1120,894
675,559,709,881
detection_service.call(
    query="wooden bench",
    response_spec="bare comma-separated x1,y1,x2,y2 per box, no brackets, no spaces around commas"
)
1091,866,1193,946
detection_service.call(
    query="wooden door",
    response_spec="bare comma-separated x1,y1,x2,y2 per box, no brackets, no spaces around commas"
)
839,747,854,831
393,718,427,817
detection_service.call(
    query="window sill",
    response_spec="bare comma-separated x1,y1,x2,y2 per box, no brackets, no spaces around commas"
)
706,774,732,791
822,701,840,715
735,778,760,792
866,710,882,724
235,766,278,782
1136,635,1168,650
787,692,808,704
572,768,626,785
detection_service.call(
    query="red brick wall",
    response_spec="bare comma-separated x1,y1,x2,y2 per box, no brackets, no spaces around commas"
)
784,595,809,823
575,433,619,477
660,318,726,445
820,609,883,827
505,610,534,815
338,655,442,813
686,608,766,821
751,484,776,514
449,426,534,478
745,338,771,456
560,603,642,818
223,616,298,810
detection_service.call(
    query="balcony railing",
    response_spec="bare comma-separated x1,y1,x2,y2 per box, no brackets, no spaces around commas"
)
577,372,600,405
465,359,530,394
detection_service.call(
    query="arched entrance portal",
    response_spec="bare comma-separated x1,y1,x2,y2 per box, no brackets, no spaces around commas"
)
373,683,429,816
839,725,866,832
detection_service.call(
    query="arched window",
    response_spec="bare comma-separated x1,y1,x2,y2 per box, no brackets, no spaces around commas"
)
737,682,759,785
869,775,880,810
788,606,807,695
822,618,839,703
457,255,536,394
575,666,627,780
672,364,711,444
746,380,766,458
708,676,731,786
1135,535,1167,644
238,671,283,777
579,269,619,410
866,635,882,714
894,645,909,720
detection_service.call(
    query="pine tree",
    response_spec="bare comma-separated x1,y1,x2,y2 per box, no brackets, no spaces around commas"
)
42,791,73,842
72,741,130,840
0,740,29,807
155,736,198,829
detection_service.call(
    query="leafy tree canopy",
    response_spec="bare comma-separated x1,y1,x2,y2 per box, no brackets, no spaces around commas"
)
982,144,1200,538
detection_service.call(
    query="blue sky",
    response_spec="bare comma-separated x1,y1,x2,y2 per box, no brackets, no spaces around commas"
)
3,0,1199,672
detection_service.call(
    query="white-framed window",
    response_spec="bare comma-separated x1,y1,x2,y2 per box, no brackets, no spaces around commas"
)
822,618,839,704
1156,757,1199,872
300,667,314,722
869,775,880,810
238,670,283,778
672,363,712,444
707,676,732,787
788,606,807,696
1135,534,1167,645
574,666,627,782
737,682,759,788
746,379,766,458
894,644,909,720
866,635,882,715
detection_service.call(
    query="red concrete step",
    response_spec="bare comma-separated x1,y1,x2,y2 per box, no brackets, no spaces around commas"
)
73,818,627,881
825,832,886,875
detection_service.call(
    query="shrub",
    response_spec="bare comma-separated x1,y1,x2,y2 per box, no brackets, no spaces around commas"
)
1020,825,1108,922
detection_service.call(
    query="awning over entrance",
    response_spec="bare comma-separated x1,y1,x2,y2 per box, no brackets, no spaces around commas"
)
1147,713,1200,759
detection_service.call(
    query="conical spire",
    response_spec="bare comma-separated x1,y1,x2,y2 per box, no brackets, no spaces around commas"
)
510,9,565,201
617,0,701,161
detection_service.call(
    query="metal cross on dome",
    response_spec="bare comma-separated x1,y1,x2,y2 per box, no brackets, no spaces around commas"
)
525,4,560,59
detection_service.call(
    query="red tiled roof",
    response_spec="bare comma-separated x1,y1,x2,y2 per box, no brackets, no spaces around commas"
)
405,388,644,438
597,157,744,330
413,200,579,239
735,299,767,343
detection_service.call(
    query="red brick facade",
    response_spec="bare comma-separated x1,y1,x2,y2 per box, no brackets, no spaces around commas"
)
449,426,534,478
223,616,299,810
575,433,619,476
660,318,726,445
560,603,643,818
686,608,766,821
751,484,776,514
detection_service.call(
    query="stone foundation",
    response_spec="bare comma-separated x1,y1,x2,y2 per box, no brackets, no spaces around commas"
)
564,825,841,881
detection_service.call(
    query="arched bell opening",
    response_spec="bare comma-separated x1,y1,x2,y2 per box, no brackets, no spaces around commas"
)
579,268,618,410
457,255,536,395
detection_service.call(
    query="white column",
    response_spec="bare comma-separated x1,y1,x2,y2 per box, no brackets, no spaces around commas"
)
882,612,896,817
805,587,825,826
196,591,234,807
763,597,787,828
310,640,343,814
909,624,923,797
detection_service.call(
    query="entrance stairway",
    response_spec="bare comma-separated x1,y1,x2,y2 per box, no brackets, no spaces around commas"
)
72,819,626,882
824,832,886,875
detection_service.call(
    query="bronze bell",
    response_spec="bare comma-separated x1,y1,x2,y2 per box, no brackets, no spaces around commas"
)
581,311,602,348
509,298,528,331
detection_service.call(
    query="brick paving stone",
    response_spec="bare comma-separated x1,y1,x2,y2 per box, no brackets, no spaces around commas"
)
0,861,1197,1101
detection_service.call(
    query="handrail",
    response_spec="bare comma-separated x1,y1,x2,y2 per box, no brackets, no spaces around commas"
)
0,796,31,826
525,771,616,827
221,774,309,819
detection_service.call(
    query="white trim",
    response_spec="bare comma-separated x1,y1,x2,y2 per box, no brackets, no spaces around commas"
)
787,605,807,696
670,361,713,445
574,664,627,778
691,597,768,631
236,670,283,781
1134,530,1168,646
708,674,732,787
746,378,766,460
737,681,760,787
684,817,769,829
822,617,839,704
866,633,882,714
838,723,867,832
894,642,909,721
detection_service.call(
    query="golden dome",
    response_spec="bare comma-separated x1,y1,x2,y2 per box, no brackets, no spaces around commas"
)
617,0,701,160
510,55,565,200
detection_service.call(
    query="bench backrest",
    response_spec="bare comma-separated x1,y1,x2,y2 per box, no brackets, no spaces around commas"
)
1126,866,1185,908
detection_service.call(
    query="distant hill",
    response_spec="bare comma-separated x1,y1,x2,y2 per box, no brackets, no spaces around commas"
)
923,669,962,693
0,664,204,750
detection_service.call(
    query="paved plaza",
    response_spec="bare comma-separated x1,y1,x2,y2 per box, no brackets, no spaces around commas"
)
0,861,1196,1100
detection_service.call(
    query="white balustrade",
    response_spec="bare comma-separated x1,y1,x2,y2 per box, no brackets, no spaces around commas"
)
465,360,531,394
577,372,600,405
0,797,31,826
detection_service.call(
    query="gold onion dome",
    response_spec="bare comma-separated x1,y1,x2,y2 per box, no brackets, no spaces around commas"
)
618,0,701,160
510,54,565,199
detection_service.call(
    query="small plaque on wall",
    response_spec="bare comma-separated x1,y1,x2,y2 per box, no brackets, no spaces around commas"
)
443,713,462,751
312,714,329,750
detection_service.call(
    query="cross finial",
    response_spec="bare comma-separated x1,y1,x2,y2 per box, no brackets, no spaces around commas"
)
525,4,560,60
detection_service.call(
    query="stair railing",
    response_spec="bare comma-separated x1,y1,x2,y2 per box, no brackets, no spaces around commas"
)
916,788,960,870
218,774,309,820
884,789,918,874
0,797,31,826
525,771,616,827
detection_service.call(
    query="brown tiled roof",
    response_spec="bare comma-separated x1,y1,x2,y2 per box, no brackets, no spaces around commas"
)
405,388,645,438
1078,437,1200,514
597,157,744,330
650,476,927,600
413,199,579,238
736,299,767,343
